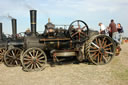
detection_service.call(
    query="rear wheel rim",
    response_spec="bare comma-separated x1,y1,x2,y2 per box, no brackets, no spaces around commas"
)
86,35,115,65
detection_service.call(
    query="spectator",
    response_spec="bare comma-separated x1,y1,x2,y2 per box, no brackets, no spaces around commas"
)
99,22,109,36
25,28,31,36
109,19,119,44
117,23,124,44
105,26,110,36
99,23,106,34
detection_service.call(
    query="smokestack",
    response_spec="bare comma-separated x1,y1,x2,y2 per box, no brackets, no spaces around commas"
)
11,19,17,39
0,23,3,40
30,10,37,36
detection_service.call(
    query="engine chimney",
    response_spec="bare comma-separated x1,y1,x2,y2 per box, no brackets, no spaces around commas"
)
30,10,37,36
0,23,3,40
11,19,17,39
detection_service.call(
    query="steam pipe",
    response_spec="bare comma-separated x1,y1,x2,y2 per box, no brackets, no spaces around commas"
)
0,23,3,40
30,10,37,36
11,19,17,40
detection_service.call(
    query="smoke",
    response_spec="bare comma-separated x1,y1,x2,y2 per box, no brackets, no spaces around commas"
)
22,0,49,17
25,4,35,10
0,14,15,20
7,14,15,19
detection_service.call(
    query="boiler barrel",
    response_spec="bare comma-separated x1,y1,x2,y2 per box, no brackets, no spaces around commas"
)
39,38,73,50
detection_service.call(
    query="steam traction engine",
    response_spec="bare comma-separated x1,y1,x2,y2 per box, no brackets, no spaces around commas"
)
20,10,116,72
3,19,24,67
0,23,7,63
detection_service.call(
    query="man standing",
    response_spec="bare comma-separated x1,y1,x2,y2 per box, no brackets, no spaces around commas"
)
99,22,106,34
109,19,119,43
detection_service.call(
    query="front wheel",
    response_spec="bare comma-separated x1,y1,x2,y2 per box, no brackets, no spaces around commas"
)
4,47,22,67
21,48,47,72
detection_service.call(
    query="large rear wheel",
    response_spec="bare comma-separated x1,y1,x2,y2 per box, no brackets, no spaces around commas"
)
85,35,116,65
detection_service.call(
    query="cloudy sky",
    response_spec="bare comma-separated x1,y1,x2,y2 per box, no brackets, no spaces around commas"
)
0,0,128,36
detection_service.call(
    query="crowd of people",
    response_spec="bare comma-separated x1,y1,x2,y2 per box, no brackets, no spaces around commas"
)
99,19,124,45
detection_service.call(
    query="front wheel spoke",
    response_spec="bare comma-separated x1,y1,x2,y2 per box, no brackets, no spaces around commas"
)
15,50,20,55
16,52,20,57
7,55,13,58
37,53,43,58
15,60,18,65
24,61,31,65
11,50,15,57
33,49,36,57
9,59,14,65
7,59,13,64
24,57,32,61
36,63,41,70
24,54,31,58
38,56,45,60
33,63,37,69
30,64,34,69
29,52,33,57
35,51,39,57
103,55,108,63
38,59,45,63
26,62,32,68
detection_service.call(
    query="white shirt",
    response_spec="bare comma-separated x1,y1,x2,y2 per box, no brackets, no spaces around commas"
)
100,24,106,30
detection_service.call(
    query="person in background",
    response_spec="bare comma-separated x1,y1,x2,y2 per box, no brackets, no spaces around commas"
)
99,22,109,36
25,28,31,36
117,23,124,44
99,22,106,34
105,26,110,36
109,19,119,44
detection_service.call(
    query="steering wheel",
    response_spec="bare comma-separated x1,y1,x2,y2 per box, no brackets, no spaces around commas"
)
68,20,89,42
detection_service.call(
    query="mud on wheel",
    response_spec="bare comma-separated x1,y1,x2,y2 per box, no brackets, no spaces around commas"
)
85,35,116,65
21,48,47,72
